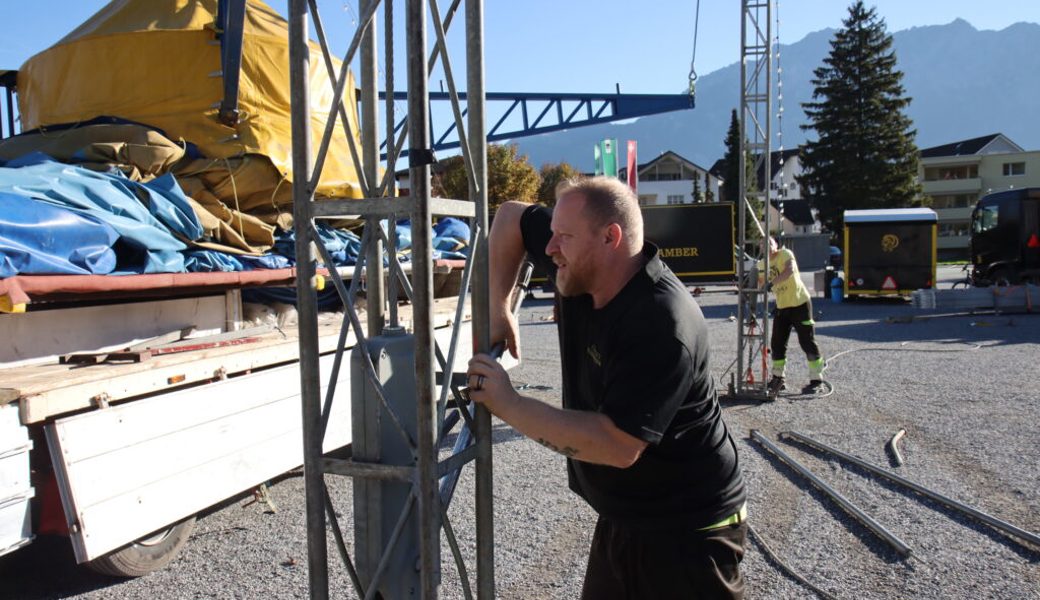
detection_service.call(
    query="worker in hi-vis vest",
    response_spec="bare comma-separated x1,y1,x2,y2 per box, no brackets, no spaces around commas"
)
758,236,826,396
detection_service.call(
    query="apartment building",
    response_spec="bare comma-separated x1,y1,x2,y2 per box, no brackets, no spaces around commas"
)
619,151,721,206
919,133,1040,259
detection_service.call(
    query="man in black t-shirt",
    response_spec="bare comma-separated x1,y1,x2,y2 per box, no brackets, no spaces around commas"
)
466,176,747,599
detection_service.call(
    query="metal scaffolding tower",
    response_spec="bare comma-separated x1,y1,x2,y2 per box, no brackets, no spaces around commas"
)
289,0,493,597
733,0,773,400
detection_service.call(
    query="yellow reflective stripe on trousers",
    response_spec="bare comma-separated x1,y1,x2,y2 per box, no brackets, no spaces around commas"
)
699,503,748,530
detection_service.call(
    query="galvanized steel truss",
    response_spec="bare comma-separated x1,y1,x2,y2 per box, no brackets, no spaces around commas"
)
288,0,494,598
735,0,773,399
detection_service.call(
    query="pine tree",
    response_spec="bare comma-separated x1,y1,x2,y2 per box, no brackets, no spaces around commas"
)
721,109,741,205
692,174,702,203
799,1,921,233
721,108,762,239
703,171,714,203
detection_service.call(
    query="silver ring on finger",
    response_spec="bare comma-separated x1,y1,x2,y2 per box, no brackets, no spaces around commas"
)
474,374,485,391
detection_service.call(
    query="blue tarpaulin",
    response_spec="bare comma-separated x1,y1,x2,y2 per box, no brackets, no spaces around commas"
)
0,153,201,273
183,250,292,273
0,153,469,282
434,217,470,242
272,223,362,267
0,192,120,277
395,218,470,260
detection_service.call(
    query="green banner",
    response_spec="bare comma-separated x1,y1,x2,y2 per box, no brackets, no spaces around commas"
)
594,138,619,177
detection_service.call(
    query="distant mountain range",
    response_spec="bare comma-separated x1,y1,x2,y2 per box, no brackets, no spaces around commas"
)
511,19,1040,171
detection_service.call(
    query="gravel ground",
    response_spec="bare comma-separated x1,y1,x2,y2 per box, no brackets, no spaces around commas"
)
3,267,1038,599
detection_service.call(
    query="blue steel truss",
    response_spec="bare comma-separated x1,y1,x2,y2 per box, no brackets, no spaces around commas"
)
379,91,694,157
216,0,247,127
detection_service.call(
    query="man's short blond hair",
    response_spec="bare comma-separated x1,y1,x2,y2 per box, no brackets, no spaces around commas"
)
556,176,644,253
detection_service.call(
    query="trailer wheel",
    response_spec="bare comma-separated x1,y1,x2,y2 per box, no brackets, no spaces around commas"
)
87,515,196,578
990,267,1014,286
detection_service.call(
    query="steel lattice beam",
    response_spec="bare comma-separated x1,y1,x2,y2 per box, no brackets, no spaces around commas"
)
380,91,694,157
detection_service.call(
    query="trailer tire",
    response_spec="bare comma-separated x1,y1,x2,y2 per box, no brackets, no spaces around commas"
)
990,267,1014,286
87,515,196,578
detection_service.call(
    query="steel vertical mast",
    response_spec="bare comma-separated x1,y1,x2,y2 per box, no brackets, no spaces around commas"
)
289,0,493,597
734,0,773,400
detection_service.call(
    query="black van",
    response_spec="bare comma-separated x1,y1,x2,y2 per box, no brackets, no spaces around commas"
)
970,188,1040,285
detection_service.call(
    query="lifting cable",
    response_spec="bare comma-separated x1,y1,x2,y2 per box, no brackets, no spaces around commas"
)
747,523,839,600
687,0,701,98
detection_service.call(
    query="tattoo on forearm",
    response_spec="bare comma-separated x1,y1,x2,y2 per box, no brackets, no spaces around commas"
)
536,438,579,458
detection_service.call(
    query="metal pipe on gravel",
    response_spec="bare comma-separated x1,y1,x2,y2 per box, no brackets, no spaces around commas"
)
887,429,906,467
781,431,1040,549
749,429,913,557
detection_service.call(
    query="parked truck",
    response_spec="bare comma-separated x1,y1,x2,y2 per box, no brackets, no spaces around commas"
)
969,187,1040,285
530,202,739,290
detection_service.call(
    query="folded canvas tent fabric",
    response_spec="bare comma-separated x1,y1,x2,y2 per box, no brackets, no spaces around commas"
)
0,121,279,253
0,122,187,182
17,0,364,201
175,154,289,251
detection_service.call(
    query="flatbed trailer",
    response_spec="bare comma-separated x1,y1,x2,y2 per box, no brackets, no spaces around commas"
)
0,270,471,576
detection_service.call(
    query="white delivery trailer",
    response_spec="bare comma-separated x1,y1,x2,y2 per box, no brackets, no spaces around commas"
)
0,269,470,576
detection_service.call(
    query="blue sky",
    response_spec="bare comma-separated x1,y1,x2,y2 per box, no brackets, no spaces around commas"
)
3,1,1038,95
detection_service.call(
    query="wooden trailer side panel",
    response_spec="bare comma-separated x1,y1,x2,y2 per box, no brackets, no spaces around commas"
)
44,322,472,563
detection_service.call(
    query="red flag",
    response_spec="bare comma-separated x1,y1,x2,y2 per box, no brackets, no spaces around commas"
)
626,140,638,193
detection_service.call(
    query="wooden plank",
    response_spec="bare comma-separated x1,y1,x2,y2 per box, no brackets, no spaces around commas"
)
68,429,302,562
51,372,303,465
0,405,31,502
0,405,27,453
46,317,475,562
0,491,33,558
9,325,320,392
19,330,340,424
0,296,225,369
61,397,299,508
47,334,365,466
14,298,469,423
47,350,356,563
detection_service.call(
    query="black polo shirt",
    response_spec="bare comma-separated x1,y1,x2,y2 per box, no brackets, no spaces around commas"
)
520,204,745,529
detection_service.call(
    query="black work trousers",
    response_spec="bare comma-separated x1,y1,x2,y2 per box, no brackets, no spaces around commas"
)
580,517,747,600
771,299,820,362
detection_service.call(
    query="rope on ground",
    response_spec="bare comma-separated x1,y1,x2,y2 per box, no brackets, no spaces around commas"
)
825,341,982,364
747,523,839,600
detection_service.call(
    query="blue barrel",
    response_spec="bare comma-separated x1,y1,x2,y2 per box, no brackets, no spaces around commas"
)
830,276,844,303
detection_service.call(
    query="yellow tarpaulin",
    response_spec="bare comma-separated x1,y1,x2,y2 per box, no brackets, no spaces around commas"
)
17,0,363,200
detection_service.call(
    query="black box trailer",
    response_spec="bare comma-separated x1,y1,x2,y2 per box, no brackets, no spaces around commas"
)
843,208,938,297
641,202,736,283
529,202,737,288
